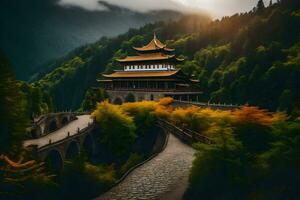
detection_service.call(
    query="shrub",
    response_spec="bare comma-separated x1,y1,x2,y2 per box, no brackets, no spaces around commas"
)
113,98,123,105
255,122,300,199
92,101,136,156
154,97,174,119
61,154,116,199
124,93,136,102
185,127,245,200
184,105,300,199
121,101,156,135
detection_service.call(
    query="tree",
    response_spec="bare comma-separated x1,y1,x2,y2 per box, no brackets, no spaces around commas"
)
256,0,265,12
91,101,136,156
113,98,123,105
80,88,109,111
0,52,28,154
269,0,273,6
124,93,135,103
279,89,293,112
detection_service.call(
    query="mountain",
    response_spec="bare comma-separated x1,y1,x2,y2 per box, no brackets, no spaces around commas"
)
33,1,300,113
0,0,182,80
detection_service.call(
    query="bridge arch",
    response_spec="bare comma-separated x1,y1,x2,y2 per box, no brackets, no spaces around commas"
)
83,134,94,159
61,116,69,126
45,149,63,173
48,119,58,133
65,140,80,160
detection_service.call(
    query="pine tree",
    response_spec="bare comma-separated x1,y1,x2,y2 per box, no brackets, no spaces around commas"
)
0,51,28,154
257,0,266,12
269,0,273,6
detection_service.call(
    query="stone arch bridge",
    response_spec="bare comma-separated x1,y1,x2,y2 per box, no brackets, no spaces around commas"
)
31,112,79,138
24,113,96,172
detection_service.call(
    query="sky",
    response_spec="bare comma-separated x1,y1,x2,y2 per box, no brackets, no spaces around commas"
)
58,0,269,18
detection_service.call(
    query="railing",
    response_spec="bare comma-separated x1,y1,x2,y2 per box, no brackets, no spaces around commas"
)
105,88,200,93
33,111,90,124
172,100,240,110
35,121,96,152
156,118,212,144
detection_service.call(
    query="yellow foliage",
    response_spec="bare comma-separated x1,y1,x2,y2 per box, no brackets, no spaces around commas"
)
232,106,276,126
158,97,174,106
85,163,116,184
121,101,156,116
170,106,200,127
0,155,36,169
92,99,285,139
272,112,288,123
92,100,134,126
154,104,173,119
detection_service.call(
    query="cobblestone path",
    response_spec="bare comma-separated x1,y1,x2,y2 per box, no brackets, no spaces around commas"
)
96,134,195,200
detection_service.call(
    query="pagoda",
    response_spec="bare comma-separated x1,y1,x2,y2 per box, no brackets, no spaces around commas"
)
98,33,201,103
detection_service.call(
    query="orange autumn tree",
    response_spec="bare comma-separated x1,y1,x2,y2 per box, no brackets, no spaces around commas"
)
231,106,286,153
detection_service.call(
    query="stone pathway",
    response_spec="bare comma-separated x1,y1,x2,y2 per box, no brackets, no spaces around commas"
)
96,134,195,200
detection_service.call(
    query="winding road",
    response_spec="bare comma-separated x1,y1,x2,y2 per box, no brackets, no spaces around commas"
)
97,134,195,200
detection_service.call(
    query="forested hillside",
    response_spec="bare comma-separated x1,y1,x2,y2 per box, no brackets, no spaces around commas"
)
35,0,300,113
33,15,210,110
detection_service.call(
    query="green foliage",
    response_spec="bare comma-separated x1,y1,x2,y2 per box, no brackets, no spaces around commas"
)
124,93,136,103
92,101,137,156
80,88,109,111
0,52,29,154
35,56,88,110
33,3,299,113
60,154,116,199
256,122,300,199
113,97,123,105
20,82,53,116
184,106,300,199
185,128,245,199
121,101,157,135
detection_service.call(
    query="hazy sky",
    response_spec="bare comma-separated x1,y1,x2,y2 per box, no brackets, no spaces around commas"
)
58,0,269,18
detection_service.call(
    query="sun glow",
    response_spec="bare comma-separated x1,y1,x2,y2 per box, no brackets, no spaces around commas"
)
172,0,262,18
173,0,214,10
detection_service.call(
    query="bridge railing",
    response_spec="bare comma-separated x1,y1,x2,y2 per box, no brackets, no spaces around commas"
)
25,119,96,152
33,111,90,124
156,118,212,144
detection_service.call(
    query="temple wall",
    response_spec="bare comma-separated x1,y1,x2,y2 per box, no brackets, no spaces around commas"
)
106,90,166,103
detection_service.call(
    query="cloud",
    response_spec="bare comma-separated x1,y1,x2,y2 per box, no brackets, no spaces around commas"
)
58,0,108,11
57,0,267,18
57,0,190,12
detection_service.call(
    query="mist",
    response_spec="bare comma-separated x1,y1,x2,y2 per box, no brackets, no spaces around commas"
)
58,0,270,18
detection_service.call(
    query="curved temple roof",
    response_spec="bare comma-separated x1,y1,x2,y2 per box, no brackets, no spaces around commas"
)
133,33,174,52
117,53,183,62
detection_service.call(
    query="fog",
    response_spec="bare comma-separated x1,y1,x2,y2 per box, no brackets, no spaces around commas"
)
58,0,269,18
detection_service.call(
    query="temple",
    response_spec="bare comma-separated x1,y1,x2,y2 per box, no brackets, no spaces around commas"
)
98,33,201,103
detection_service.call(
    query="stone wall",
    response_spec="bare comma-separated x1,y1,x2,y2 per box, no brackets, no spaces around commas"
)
107,90,166,103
